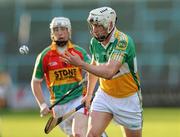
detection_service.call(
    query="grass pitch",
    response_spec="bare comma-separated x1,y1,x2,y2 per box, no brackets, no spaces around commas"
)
0,108,180,137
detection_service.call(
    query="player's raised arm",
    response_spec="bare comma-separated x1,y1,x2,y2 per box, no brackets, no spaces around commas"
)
62,50,121,79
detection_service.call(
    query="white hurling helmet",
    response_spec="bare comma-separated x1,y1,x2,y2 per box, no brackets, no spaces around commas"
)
87,7,117,34
50,17,72,39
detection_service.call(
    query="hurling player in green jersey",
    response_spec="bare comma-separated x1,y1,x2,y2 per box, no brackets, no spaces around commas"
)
31,17,91,137
63,7,143,137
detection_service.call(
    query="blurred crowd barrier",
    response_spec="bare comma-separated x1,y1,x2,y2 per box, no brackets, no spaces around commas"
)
0,0,179,108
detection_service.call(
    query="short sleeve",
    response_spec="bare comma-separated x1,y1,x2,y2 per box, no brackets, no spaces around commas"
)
109,39,128,64
32,54,44,80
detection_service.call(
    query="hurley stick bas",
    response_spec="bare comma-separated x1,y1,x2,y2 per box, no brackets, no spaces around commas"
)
44,103,85,134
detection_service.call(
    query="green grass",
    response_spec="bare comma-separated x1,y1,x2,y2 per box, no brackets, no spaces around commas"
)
0,108,180,137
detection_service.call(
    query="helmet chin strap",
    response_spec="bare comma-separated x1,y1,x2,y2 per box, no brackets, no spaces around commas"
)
94,27,114,42
54,40,68,47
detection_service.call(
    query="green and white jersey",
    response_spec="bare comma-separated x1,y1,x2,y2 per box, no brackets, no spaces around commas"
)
89,28,140,98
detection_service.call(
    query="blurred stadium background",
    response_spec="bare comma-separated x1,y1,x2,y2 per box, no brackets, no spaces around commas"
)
0,0,179,136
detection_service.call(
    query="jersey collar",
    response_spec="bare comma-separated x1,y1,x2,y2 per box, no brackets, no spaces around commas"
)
100,28,118,49
51,40,74,50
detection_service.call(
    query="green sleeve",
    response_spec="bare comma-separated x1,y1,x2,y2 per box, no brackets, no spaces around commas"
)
74,45,91,64
110,34,136,65
109,38,128,64
32,53,44,79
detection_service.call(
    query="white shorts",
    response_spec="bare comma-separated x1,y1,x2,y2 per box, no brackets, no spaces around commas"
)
53,96,86,135
91,88,143,130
